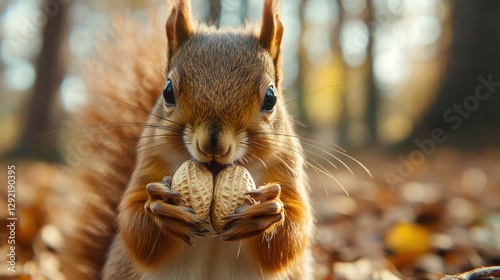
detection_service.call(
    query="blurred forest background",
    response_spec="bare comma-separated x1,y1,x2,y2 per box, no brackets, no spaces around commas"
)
3,0,500,156
1,0,500,279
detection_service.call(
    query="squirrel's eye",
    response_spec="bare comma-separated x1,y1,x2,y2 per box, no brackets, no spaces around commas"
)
261,86,277,112
163,79,176,107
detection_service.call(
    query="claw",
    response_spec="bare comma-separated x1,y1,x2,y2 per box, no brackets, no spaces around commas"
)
221,214,236,221
214,191,285,241
246,184,281,202
146,181,210,245
183,206,196,214
192,228,210,237
162,176,172,186
181,236,194,246
147,182,187,205
191,214,210,225
168,192,187,203
244,196,258,205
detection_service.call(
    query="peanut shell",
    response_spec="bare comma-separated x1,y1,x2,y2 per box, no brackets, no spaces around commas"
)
171,159,214,220
211,165,256,232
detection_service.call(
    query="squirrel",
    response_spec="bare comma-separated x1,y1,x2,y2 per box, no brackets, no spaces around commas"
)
60,0,314,279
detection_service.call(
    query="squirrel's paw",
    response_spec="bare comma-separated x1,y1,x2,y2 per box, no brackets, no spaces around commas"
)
145,180,210,246
216,184,284,241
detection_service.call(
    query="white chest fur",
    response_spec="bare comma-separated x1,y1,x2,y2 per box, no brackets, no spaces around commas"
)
142,227,279,280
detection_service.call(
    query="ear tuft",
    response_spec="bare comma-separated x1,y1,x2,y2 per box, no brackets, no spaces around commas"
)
166,0,193,61
259,0,283,61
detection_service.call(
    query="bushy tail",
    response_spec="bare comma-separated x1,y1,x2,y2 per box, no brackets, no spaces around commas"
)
59,13,166,280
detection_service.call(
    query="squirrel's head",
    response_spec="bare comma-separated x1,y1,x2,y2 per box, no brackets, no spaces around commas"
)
158,0,291,174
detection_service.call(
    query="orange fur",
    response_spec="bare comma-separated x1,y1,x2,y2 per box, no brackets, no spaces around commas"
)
166,0,194,64
60,13,167,279
62,0,314,279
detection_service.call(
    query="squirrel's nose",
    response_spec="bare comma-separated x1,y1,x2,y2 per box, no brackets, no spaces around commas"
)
194,125,233,162
198,140,230,160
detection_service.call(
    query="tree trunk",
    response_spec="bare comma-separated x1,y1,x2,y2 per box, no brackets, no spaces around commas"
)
296,0,310,129
364,0,379,146
208,0,221,27
400,0,500,149
7,2,68,160
335,0,349,146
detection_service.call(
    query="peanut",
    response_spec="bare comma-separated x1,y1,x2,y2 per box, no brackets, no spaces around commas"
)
211,165,256,232
171,159,214,220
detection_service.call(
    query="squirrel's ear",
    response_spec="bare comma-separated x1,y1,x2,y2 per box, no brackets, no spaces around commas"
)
166,0,193,60
259,0,283,61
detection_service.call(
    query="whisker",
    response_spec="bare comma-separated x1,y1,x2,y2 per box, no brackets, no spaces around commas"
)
268,137,345,172
298,137,371,177
245,134,350,196
98,136,185,181
281,85,345,106
103,133,183,153
248,129,371,178
245,151,268,172
33,121,184,149
296,133,347,153
250,129,346,154
80,88,184,128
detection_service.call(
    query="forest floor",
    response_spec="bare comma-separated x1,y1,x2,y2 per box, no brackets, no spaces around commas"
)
0,147,499,279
